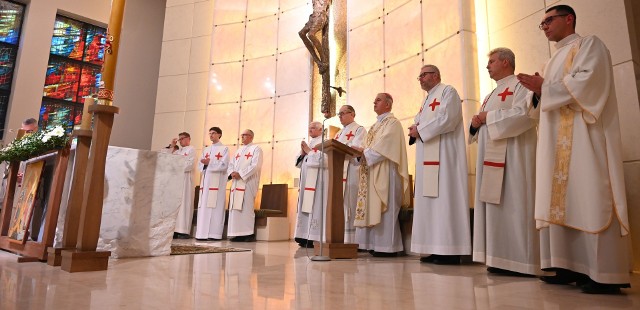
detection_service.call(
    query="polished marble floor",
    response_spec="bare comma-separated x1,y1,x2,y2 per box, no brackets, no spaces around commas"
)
1,240,639,309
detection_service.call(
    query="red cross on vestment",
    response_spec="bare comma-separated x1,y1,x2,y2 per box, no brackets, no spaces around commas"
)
215,152,222,160
244,152,253,159
429,98,440,111
345,131,354,140
205,153,210,159
498,87,513,101
235,153,240,160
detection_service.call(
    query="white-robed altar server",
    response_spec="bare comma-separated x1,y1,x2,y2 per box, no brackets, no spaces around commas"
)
334,105,366,244
470,48,539,276
408,65,471,265
354,93,410,257
195,127,229,241
294,121,324,247
170,132,195,239
226,129,263,242
517,5,631,294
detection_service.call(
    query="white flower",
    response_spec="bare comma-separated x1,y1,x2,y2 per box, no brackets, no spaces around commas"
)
42,135,50,142
51,126,65,137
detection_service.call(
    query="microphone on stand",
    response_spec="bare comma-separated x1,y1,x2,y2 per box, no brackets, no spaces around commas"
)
310,115,335,262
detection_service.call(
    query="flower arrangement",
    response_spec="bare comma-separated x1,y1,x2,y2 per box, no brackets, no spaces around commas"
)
0,126,70,163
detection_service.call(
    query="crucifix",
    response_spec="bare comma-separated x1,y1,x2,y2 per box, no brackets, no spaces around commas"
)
299,0,334,118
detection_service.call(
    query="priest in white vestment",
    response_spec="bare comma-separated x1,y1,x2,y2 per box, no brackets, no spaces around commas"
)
518,5,630,294
335,105,366,244
170,132,195,239
227,129,263,242
195,127,229,241
354,93,410,256
470,48,539,275
408,65,471,265
293,121,324,247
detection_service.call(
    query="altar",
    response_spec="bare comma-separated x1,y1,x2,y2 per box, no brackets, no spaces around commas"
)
53,145,186,258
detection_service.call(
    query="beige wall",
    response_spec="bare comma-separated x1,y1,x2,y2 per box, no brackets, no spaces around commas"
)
2,0,165,150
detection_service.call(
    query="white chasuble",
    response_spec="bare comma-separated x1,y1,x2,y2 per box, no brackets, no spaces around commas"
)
415,84,446,197
195,143,229,240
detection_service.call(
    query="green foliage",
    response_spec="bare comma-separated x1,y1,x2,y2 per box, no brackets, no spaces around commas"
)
0,126,70,163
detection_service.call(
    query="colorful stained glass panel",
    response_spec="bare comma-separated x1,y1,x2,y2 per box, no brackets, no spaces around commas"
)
50,16,85,60
83,26,106,65
77,65,101,103
39,101,79,131
43,58,80,101
0,1,24,45
0,44,16,90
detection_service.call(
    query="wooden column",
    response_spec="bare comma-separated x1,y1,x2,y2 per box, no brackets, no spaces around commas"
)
47,129,92,266
61,106,118,272
313,139,360,259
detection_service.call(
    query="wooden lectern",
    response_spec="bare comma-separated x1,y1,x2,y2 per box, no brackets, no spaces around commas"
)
313,139,361,259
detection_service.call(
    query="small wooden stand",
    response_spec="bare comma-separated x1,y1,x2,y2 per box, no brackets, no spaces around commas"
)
47,129,92,266
0,148,71,261
313,139,361,259
61,105,118,272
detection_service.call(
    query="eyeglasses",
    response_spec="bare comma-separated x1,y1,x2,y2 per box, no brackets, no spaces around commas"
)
538,14,568,30
337,111,353,116
241,134,252,137
179,137,188,140
417,72,436,79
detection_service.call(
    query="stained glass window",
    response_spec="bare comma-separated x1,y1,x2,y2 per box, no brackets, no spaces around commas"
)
41,15,105,131
0,0,24,139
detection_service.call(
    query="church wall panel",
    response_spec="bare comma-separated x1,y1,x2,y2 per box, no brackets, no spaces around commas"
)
156,75,188,113
271,139,303,187
422,0,464,49
276,48,311,96
246,0,278,19
159,39,191,76
184,110,207,150
423,33,467,100
347,0,383,30
205,102,241,145
186,72,209,111
256,142,274,186
245,15,278,59
167,0,195,7
485,0,544,34
280,0,307,12
613,61,640,162
208,62,243,104
189,35,212,73
274,92,310,142
384,0,422,66
212,0,247,25
192,0,214,37
383,54,424,121
162,3,194,41
210,23,245,63
347,19,384,80
241,55,277,101
348,71,384,128
277,5,309,53
385,0,411,12
152,112,186,149
239,98,275,144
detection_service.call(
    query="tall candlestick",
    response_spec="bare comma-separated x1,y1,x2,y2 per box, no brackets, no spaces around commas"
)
80,98,93,130
97,0,126,106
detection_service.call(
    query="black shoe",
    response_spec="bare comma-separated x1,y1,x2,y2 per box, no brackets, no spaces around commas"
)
174,233,191,239
420,255,438,263
195,238,208,241
230,234,255,242
580,280,628,294
357,249,368,253
487,267,536,278
540,269,589,285
429,255,460,265
295,238,313,248
208,238,221,241
370,251,399,257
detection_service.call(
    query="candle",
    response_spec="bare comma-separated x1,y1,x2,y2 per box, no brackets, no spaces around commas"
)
80,97,93,130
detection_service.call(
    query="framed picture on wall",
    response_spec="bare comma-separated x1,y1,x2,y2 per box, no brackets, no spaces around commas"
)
7,160,45,244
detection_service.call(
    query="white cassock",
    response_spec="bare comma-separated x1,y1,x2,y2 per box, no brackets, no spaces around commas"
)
335,121,366,244
227,143,263,237
355,112,410,253
293,136,326,242
530,34,630,284
195,142,229,239
410,83,471,255
470,75,540,274
173,145,195,235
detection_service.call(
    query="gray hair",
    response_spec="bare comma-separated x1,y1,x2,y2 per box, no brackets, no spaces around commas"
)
488,47,515,69
422,64,441,79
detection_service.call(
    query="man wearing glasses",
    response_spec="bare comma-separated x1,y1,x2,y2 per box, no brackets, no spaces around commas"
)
227,129,263,242
518,5,630,294
334,105,366,244
195,127,229,241
408,65,471,265
169,132,195,239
